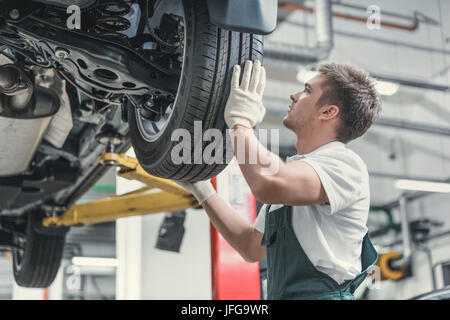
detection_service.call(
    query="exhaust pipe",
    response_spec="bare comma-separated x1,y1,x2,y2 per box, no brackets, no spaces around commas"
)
0,64,60,176
0,64,34,114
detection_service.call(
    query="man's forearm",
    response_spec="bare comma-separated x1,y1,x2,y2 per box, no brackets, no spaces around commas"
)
202,193,255,261
230,126,285,195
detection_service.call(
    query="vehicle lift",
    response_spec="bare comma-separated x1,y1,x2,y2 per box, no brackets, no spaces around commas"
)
42,152,199,227
41,151,262,300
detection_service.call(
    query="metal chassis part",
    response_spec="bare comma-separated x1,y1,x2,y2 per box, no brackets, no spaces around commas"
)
11,17,179,96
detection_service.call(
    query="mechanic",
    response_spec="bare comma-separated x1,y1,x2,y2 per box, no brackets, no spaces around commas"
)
181,59,380,300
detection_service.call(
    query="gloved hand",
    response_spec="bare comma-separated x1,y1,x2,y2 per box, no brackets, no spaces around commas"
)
224,59,266,129
176,180,216,205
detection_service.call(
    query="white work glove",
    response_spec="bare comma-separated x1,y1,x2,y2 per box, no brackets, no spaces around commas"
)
224,59,266,129
176,180,216,205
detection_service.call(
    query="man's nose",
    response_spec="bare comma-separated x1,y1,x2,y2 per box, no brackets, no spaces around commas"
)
290,93,296,102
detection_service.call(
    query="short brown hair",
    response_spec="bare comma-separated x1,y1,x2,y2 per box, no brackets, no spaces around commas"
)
317,63,381,143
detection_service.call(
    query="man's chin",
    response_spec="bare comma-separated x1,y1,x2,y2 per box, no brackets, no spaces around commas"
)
282,116,292,130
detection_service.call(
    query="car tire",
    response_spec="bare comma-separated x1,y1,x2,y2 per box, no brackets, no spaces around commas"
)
128,0,264,182
12,212,66,288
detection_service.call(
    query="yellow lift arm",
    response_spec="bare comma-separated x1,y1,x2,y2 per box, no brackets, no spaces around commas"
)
43,153,198,227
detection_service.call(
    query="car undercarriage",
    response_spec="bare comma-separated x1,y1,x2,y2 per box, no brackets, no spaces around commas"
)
0,0,272,287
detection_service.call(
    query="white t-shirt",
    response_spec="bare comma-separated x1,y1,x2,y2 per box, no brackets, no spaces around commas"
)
253,141,370,285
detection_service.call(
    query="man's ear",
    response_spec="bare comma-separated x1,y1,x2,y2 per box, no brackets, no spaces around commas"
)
319,104,339,120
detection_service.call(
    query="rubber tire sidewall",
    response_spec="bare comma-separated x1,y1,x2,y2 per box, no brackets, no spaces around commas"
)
13,212,66,288
129,0,264,182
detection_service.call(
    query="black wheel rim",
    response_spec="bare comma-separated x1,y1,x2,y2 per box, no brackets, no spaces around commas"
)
135,0,186,142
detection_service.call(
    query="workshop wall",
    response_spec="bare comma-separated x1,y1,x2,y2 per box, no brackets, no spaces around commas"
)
366,193,450,299
139,210,212,300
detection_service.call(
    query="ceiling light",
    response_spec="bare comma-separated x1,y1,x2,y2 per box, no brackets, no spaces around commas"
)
375,80,400,96
71,257,119,267
394,179,450,193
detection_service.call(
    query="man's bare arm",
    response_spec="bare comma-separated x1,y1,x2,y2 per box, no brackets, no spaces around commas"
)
231,126,328,205
202,194,266,263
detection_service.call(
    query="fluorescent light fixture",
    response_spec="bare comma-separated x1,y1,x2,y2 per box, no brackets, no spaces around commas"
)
375,80,399,96
71,257,119,268
394,179,450,193
296,69,318,83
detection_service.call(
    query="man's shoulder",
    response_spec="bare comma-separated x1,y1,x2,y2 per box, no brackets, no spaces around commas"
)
310,144,367,170
342,148,368,172
306,145,370,197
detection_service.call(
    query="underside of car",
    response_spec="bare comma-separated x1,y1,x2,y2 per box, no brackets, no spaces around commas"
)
0,0,275,287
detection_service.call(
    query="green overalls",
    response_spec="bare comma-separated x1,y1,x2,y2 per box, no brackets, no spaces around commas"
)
261,204,378,300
